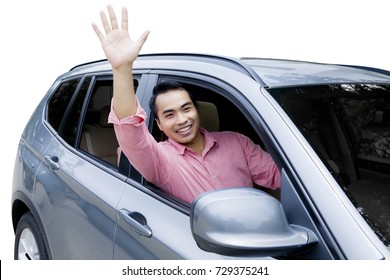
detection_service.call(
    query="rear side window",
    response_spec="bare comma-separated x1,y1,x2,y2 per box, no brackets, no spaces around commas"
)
271,84,390,245
48,78,81,131
47,76,92,146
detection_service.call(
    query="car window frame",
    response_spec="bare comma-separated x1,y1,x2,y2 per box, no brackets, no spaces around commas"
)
136,71,284,208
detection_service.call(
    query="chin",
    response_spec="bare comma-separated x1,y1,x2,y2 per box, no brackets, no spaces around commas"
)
176,135,195,145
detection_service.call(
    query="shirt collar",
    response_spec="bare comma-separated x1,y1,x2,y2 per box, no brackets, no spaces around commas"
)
168,128,217,155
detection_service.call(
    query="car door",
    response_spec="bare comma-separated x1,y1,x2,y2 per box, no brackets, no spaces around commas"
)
37,75,127,259
38,137,126,259
114,179,216,259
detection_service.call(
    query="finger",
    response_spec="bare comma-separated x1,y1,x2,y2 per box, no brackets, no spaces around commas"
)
92,23,105,41
121,7,128,31
136,30,151,48
107,5,119,30
100,10,111,34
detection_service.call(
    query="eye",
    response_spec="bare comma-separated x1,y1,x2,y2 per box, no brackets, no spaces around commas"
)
183,106,192,112
164,113,174,119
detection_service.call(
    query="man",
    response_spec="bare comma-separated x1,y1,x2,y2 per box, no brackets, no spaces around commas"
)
93,6,280,203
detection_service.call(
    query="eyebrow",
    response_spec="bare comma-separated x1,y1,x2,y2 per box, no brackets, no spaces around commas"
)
161,101,193,115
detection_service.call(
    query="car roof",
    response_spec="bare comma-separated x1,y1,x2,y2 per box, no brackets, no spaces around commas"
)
68,53,390,88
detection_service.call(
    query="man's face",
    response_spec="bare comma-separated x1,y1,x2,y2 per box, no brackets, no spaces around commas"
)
155,89,202,148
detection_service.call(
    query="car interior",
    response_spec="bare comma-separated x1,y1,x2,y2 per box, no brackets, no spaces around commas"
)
80,80,119,166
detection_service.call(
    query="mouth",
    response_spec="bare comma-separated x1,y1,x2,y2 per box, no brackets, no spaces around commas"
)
176,124,193,136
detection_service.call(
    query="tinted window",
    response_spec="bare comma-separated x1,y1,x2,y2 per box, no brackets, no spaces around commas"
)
62,77,92,145
47,77,92,146
48,78,81,131
271,84,390,245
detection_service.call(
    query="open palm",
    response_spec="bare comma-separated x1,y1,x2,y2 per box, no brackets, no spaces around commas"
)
92,6,149,69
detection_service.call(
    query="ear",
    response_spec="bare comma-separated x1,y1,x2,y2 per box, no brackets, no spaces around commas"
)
156,118,163,131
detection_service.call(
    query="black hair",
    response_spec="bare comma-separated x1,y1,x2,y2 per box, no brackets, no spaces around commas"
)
149,80,197,119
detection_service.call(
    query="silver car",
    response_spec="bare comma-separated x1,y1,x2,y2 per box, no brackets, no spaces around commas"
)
12,54,390,259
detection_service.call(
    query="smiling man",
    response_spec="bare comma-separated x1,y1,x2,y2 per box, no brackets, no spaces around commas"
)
151,81,205,153
93,6,280,203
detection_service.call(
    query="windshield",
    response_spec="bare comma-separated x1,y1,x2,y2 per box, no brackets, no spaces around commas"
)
270,84,390,245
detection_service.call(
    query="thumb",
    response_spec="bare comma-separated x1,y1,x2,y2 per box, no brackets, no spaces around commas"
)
136,30,150,48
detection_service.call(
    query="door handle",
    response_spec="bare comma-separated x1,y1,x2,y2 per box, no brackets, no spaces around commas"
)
119,209,152,237
44,155,59,170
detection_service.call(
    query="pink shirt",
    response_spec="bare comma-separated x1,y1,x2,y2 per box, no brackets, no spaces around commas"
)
109,100,280,203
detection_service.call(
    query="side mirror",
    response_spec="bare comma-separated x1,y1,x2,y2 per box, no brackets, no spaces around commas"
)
190,187,318,257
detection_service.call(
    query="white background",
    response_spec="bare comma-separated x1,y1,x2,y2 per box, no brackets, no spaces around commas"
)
1,0,390,274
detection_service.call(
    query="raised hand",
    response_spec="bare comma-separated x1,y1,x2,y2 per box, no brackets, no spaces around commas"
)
92,5,150,69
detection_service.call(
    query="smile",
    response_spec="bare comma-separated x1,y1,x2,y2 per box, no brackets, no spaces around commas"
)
176,125,193,134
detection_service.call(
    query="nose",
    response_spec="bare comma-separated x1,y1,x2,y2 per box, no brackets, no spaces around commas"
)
176,112,188,124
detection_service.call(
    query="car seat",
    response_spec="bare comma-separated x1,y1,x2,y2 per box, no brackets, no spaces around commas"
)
197,101,219,132
81,106,118,165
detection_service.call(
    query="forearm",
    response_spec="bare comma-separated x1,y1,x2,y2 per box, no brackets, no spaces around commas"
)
112,65,137,120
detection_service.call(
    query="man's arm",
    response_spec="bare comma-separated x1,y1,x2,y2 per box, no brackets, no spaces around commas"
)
92,5,149,119
238,133,281,190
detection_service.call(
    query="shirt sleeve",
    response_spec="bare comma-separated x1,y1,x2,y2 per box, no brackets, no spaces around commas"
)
238,133,281,190
108,97,147,126
107,97,170,186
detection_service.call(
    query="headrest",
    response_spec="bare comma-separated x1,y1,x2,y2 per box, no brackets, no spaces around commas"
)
197,101,219,132
99,106,112,127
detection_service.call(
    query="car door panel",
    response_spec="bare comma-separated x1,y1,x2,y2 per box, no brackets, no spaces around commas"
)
36,136,126,259
114,181,219,259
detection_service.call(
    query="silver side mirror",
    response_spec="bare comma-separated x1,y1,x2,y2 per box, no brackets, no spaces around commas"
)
190,187,318,256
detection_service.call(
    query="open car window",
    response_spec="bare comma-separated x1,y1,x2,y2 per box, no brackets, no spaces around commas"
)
146,76,281,202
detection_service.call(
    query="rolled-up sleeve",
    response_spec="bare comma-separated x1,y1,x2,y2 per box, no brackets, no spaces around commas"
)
108,98,147,126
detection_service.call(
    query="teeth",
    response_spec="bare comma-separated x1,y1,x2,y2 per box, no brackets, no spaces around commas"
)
177,126,191,133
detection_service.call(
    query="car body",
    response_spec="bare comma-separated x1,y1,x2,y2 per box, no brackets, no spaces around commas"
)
12,53,390,259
